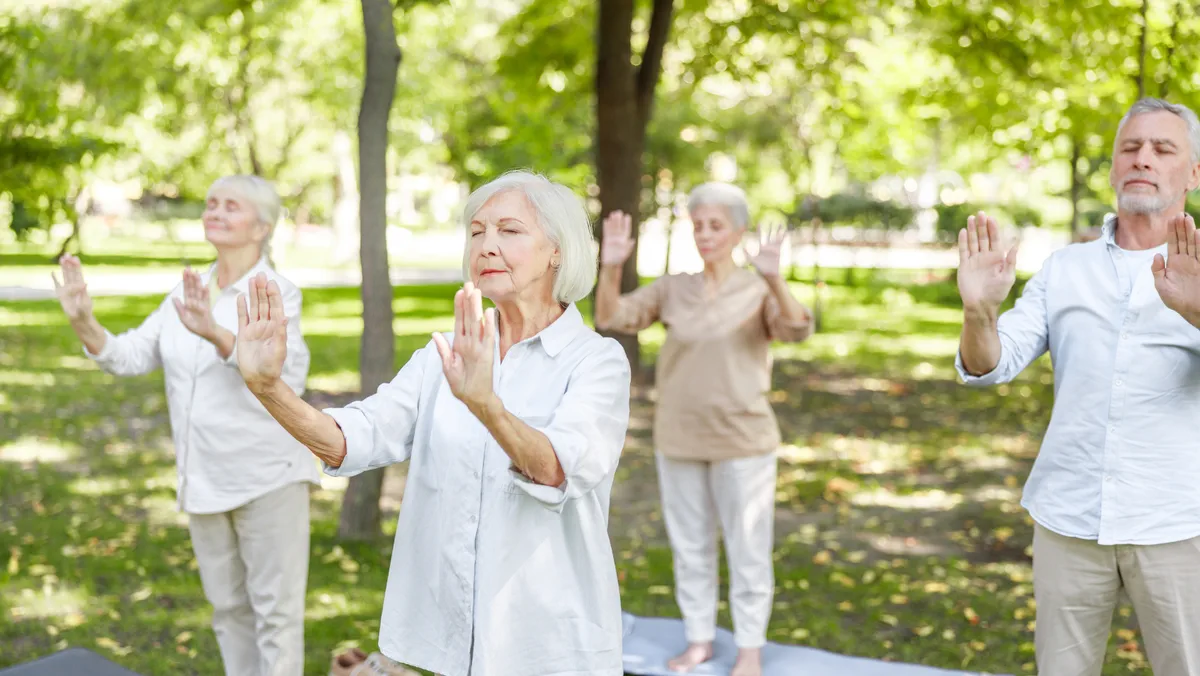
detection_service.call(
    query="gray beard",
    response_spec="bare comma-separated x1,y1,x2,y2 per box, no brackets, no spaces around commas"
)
1117,190,1178,214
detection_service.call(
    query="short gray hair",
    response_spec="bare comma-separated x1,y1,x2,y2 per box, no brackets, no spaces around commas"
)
687,182,750,230
460,170,597,305
206,175,282,228
1115,97,1200,163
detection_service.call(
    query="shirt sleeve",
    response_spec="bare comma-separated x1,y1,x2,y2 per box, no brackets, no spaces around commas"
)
85,293,172,376
321,341,431,478
602,276,669,334
223,279,310,396
509,338,632,511
762,291,813,342
955,262,1051,386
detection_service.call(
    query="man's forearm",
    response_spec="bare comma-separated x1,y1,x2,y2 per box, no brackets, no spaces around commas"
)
472,394,565,486
252,378,348,467
959,307,1002,376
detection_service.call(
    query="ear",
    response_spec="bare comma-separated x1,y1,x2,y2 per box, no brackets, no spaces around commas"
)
1189,161,1200,192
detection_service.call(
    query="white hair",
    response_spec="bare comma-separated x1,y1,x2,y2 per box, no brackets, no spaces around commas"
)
1115,97,1200,164
687,182,750,230
460,170,597,305
206,175,282,259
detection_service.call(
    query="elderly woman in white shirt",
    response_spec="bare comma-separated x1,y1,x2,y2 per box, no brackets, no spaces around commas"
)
54,175,316,676
230,170,632,676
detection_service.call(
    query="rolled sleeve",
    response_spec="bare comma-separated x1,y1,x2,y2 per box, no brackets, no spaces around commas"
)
763,293,813,342
84,297,170,376
320,342,431,478
509,339,632,510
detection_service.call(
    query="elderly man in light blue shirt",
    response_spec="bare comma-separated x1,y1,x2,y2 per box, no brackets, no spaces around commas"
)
955,97,1200,676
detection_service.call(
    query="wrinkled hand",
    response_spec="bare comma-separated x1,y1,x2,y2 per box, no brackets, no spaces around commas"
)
1153,213,1200,326
173,268,218,340
957,211,1019,314
600,210,636,267
743,224,788,279
235,273,289,392
52,254,94,323
432,282,496,412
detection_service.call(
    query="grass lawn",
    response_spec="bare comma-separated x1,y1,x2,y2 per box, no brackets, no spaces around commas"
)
0,267,1151,675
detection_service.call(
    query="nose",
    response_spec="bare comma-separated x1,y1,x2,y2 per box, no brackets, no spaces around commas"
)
477,228,501,256
1134,143,1155,169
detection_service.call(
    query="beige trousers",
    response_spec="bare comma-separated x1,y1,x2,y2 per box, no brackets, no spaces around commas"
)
189,482,311,676
1033,524,1200,676
656,451,777,648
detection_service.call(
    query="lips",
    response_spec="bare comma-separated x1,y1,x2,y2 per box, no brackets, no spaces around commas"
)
479,270,505,276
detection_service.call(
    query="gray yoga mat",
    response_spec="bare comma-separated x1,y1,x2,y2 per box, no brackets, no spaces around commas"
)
620,613,1002,676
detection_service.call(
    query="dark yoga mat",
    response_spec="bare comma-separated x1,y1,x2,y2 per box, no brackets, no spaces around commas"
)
0,648,145,676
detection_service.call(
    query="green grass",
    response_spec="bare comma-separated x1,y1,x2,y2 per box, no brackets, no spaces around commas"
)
0,269,1152,675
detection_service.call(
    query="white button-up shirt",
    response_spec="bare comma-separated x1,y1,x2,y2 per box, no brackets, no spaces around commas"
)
86,258,319,514
324,304,631,676
957,216,1200,546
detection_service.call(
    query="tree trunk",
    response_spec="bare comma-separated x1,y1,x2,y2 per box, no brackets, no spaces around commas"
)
594,0,674,379
338,0,401,542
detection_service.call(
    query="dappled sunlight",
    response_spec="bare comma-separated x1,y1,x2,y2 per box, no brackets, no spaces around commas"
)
4,581,93,624
307,371,360,392
850,487,964,512
0,369,58,387
0,436,80,465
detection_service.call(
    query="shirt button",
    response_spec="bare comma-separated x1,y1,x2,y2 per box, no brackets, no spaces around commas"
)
1105,475,1113,483
1109,425,1117,433
1120,333,1130,340
1114,379,1124,387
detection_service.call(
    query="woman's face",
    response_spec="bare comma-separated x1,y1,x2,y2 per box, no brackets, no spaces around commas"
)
691,204,741,264
203,187,268,252
467,190,559,304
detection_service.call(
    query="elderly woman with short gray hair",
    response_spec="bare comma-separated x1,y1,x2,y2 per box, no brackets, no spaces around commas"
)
232,170,632,676
54,174,316,675
595,182,812,676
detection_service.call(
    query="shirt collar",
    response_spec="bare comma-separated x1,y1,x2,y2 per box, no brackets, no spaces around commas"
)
203,256,272,296
1100,213,1118,245
529,303,585,357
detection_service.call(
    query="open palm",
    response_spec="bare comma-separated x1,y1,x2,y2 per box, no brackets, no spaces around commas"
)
743,224,788,278
1153,213,1200,324
601,210,636,267
236,273,289,392
52,254,94,322
173,268,218,340
957,211,1019,312
432,282,496,411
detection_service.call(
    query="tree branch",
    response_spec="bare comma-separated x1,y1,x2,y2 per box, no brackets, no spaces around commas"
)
635,0,674,126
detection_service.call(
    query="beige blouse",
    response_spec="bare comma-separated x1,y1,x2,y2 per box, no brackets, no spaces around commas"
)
605,268,811,461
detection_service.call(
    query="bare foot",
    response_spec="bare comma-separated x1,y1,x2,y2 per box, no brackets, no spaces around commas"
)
730,647,763,676
667,642,714,673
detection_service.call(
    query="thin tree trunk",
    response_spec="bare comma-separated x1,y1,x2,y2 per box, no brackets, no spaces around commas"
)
594,0,674,380
338,0,401,542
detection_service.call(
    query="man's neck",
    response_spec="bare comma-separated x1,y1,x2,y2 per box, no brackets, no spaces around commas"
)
1114,207,1181,250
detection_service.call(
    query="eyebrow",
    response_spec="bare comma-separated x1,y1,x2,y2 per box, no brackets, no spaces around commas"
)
1122,137,1180,147
469,217,528,227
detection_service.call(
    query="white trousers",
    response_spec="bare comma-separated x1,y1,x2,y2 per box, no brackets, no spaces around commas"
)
1033,524,1200,676
656,452,777,648
189,482,311,676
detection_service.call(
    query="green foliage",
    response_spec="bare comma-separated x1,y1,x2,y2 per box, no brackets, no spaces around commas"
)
796,192,915,229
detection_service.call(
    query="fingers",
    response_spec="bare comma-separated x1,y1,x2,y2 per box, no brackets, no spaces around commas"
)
984,214,999,254
1153,252,1167,278
1195,228,1200,261
172,298,186,319
1005,242,1020,272
1185,214,1196,260
621,212,632,240
266,280,285,321
471,286,484,339
957,228,969,266
453,288,465,338
431,331,454,371
255,273,269,323
247,276,260,322
483,307,496,344
237,294,249,329
966,215,980,255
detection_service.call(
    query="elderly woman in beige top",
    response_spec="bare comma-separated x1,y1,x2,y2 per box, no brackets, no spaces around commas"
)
595,182,812,676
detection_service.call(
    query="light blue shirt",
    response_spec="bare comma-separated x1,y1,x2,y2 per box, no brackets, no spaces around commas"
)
956,216,1200,546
